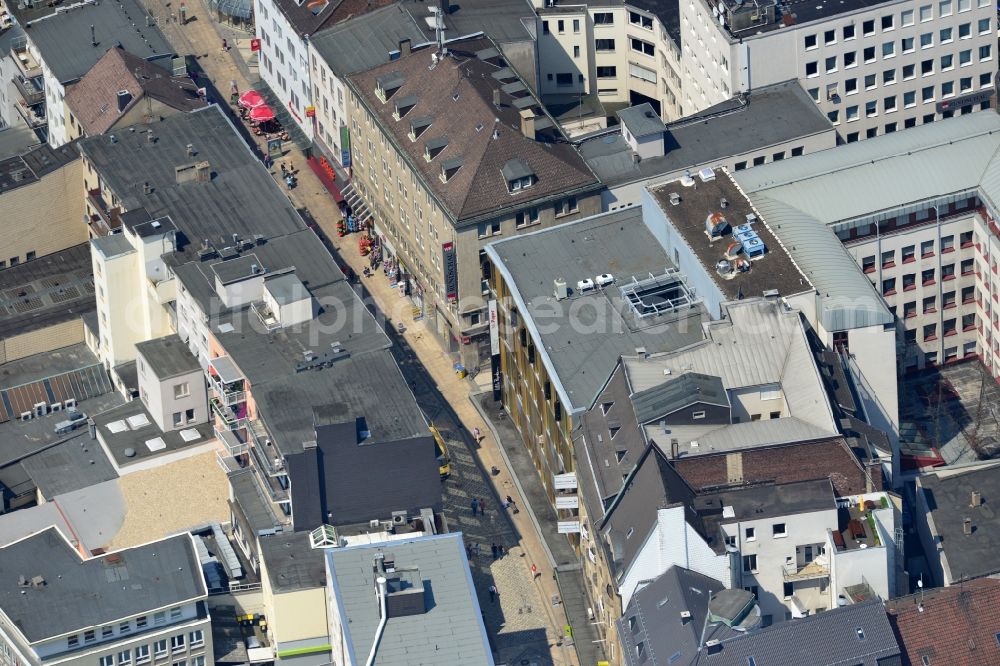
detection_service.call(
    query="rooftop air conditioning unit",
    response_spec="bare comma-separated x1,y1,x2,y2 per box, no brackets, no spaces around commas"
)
391,511,408,525
369,519,381,529
577,278,595,292
20,412,31,421
595,274,614,288
669,192,681,206
554,278,569,300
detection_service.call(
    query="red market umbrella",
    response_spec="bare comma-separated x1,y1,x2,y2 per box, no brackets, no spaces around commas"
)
249,104,275,122
238,89,265,109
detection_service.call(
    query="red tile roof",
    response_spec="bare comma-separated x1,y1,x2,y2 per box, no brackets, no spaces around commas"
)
885,578,1000,666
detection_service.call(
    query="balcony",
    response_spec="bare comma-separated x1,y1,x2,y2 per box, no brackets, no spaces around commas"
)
14,96,45,129
86,189,123,236
782,559,830,582
210,396,244,430
208,356,246,406
216,427,248,457
12,74,43,107
10,37,41,79
250,301,281,332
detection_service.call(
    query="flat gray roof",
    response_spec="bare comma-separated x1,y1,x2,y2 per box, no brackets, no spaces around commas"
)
92,234,134,260
695,477,835,524
19,433,118,498
259,531,326,592
326,533,492,666
486,207,708,414
135,334,201,379
580,81,832,189
0,141,78,195
618,103,665,138
0,243,96,340
0,528,204,642
264,273,307,306
310,5,426,78
93,400,214,468
918,466,1000,582
401,0,533,44
229,468,282,535
78,106,306,253
18,0,172,83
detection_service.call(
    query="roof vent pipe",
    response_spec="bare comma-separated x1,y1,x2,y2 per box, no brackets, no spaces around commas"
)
366,577,388,666
963,517,973,535
971,491,982,507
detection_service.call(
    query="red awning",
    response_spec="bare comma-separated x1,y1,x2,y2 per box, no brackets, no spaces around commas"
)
249,104,275,122
238,90,265,109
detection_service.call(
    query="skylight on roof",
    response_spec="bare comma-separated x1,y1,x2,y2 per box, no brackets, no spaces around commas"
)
620,269,697,319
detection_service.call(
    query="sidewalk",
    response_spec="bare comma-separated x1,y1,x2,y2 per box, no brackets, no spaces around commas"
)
473,393,606,666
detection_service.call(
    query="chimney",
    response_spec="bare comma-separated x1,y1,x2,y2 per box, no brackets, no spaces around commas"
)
971,490,982,507
146,130,155,144
964,517,973,535
90,24,97,46
670,439,679,460
399,38,411,57
116,90,132,113
186,143,195,157
519,108,535,140
195,160,211,182
142,181,151,195
492,89,501,107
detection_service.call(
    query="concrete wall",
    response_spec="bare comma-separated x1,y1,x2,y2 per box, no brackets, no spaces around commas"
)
137,357,207,433
0,317,85,365
0,156,85,264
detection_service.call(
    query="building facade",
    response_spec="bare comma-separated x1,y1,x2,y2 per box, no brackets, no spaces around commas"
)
679,0,995,141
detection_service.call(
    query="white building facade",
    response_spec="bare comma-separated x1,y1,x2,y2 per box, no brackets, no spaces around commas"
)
679,0,996,140
253,0,315,141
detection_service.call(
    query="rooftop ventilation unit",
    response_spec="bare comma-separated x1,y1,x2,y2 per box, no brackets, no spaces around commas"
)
698,167,715,182
595,274,614,288
705,212,729,239
745,213,757,224
669,193,681,206
680,174,696,187
577,278,595,293
743,238,766,258
734,223,754,236
554,278,569,300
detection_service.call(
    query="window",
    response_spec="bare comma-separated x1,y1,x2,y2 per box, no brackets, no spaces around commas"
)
843,24,856,39
516,208,540,228
555,197,578,216
957,0,969,10
867,100,879,117
173,383,190,399
745,527,756,540
904,301,917,318
629,11,653,28
594,11,613,24
904,63,916,79
882,250,895,267
85,630,96,643
863,255,876,273
864,46,876,63
921,59,934,75
753,156,766,166
556,19,564,33
596,66,616,78
903,273,916,290
791,146,804,157
555,72,573,86
922,85,935,102
137,616,148,629
120,622,131,634
773,523,787,537
805,34,818,49
901,8,914,25
903,36,915,53
692,410,707,420
979,18,991,34
154,640,168,659
844,51,857,68
924,323,938,340
882,14,893,30
783,582,794,598
885,122,897,133
883,278,896,295
827,110,840,124
630,38,654,56
904,90,916,107
982,73,993,88
942,264,956,281
189,631,204,648
806,61,818,77
920,237,935,257
102,627,114,639
863,19,875,35
845,78,858,94
136,647,150,665
595,39,615,51
119,650,132,665
963,313,977,329
154,612,166,626
959,49,972,66
170,635,185,653
68,635,79,648
919,4,932,21
942,54,954,70
824,29,836,44
826,56,838,73
884,69,896,84
942,81,955,97
572,18,580,32
980,45,992,61
885,95,897,112
920,32,933,49
101,658,114,666
959,22,971,38
735,161,748,171
922,268,936,285
743,554,758,572
883,41,895,57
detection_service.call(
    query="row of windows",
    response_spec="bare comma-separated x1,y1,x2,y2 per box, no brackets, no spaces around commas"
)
806,35,992,77
733,146,805,170
863,233,973,271
67,611,183,649
0,252,36,270
98,651,204,666
803,0,991,49
813,69,994,101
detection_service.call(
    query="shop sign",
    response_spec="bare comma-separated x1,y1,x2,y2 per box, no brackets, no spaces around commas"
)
340,125,351,169
557,521,581,534
937,88,994,113
442,241,458,302
250,38,261,52
488,299,500,355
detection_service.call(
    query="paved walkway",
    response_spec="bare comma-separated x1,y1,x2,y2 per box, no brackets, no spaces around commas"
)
136,7,585,662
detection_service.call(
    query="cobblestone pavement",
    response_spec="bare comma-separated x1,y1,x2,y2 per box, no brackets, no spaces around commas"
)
134,5,579,663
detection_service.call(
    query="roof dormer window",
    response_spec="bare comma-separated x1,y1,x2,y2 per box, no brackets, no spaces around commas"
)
375,71,405,103
424,136,448,161
408,116,432,141
502,158,535,193
393,94,417,120
440,157,463,183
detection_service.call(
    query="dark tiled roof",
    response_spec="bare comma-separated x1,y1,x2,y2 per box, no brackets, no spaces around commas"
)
0,141,78,195
348,37,599,223
632,372,729,424
886,578,1000,666
309,4,425,78
271,0,394,38
65,47,206,136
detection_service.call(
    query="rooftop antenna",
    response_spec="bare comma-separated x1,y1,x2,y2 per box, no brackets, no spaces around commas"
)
917,575,924,612
90,24,97,46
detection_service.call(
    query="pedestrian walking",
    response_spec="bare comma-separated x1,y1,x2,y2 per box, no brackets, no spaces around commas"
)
178,2,187,24
221,39,229,52
506,495,516,508
470,498,479,516
473,543,481,558
466,543,473,559
280,163,287,176
491,543,498,560
479,498,486,515
531,564,540,579
498,543,506,558
473,426,481,442
488,584,497,603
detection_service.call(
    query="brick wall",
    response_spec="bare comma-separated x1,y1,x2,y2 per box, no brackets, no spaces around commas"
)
0,318,85,363
674,438,881,497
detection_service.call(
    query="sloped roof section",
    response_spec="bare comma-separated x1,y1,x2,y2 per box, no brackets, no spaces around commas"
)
66,47,205,136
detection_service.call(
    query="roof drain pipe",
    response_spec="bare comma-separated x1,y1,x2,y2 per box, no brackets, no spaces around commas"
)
366,577,388,666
